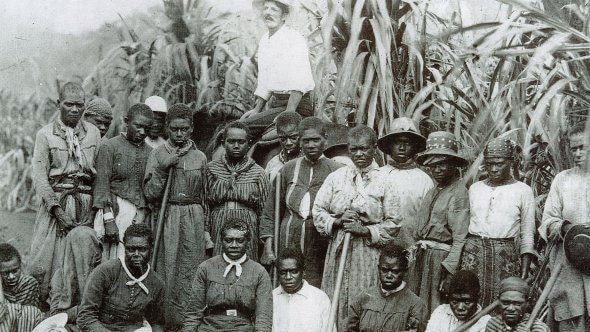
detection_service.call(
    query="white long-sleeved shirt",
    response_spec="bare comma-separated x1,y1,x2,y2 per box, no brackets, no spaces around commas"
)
468,180,536,255
272,280,333,332
425,303,490,332
254,25,315,100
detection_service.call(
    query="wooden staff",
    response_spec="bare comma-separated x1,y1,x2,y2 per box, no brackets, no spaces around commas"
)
151,169,174,269
325,232,352,332
524,263,563,330
453,300,500,332
272,172,281,287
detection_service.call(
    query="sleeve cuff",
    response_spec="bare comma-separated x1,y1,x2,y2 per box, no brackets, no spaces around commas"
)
366,225,380,245
254,88,271,101
325,218,336,236
441,261,456,275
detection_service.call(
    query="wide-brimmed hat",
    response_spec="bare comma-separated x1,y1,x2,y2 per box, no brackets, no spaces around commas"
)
323,124,349,158
253,0,294,12
377,117,426,154
415,131,468,167
564,224,590,275
32,313,68,332
144,96,167,114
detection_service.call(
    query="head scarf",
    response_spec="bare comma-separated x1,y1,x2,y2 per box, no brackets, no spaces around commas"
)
498,277,529,296
85,97,113,118
484,138,515,159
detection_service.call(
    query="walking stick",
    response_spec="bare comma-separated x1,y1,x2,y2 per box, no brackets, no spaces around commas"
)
272,173,281,287
524,263,563,330
325,232,352,332
151,169,174,269
453,300,500,332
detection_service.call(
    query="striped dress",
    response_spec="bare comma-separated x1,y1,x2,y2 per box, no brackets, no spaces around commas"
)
0,300,43,332
205,156,270,261
3,275,39,307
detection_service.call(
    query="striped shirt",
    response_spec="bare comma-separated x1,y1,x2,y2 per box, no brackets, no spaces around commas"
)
0,300,43,332
3,275,39,308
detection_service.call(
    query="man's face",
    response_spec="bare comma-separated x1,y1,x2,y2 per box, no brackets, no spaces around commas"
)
168,118,192,147
222,229,248,260
277,124,300,155
378,256,406,292
499,291,527,327
84,114,112,137
426,159,455,185
126,114,153,143
59,90,85,128
484,157,512,184
149,112,167,139
449,292,479,321
390,135,416,163
278,258,304,294
224,128,249,160
348,135,375,169
300,128,326,161
263,1,287,32
0,258,21,288
570,133,587,168
124,236,151,271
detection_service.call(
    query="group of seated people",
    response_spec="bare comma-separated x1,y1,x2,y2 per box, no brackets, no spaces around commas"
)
1,219,548,332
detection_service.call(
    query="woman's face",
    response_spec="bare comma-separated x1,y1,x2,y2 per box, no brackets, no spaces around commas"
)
378,256,406,291
222,229,248,260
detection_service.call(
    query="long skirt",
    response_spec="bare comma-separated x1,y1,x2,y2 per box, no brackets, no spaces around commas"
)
460,236,519,307
95,196,137,262
407,247,448,315
27,192,100,308
211,205,259,261
321,229,380,331
154,203,207,329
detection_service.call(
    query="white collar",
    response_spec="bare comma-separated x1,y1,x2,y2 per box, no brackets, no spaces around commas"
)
381,281,406,297
278,280,311,298
118,257,150,295
222,253,247,278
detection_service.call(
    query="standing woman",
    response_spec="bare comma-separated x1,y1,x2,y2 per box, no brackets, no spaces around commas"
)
180,218,272,332
409,131,470,315
144,104,213,329
460,138,535,307
205,121,270,261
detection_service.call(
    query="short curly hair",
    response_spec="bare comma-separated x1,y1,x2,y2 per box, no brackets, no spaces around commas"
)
167,103,193,125
123,223,154,247
221,218,251,241
127,103,154,122
379,243,409,269
224,121,251,142
278,246,305,271
0,243,21,264
449,270,480,297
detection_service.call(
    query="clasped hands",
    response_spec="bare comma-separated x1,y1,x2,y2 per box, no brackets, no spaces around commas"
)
333,209,371,237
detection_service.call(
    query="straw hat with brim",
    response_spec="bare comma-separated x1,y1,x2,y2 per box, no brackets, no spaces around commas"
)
32,313,68,332
564,224,590,276
253,0,294,12
377,117,426,154
415,131,468,167
323,124,350,158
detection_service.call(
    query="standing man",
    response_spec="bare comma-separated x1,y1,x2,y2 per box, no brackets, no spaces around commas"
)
28,82,101,315
205,121,270,261
272,247,333,332
264,111,302,182
77,223,166,332
144,104,212,329
241,0,315,137
377,117,434,247
260,117,341,286
313,125,402,330
83,97,113,138
539,122,590,331
426,270,491,332
409,131,470,314
144,96,168,149
93,103,154,261
461,138,536,307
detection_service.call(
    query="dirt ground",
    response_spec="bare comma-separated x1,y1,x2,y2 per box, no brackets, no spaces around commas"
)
0,209,37,257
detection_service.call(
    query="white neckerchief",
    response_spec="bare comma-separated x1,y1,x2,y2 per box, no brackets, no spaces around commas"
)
222,253,247,278
381,281,406,297
119,257,150,295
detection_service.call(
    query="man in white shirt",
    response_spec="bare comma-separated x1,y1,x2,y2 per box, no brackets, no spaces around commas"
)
241,0,315,136
426,270,490,332
144,96,168,149
272,247,333,332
